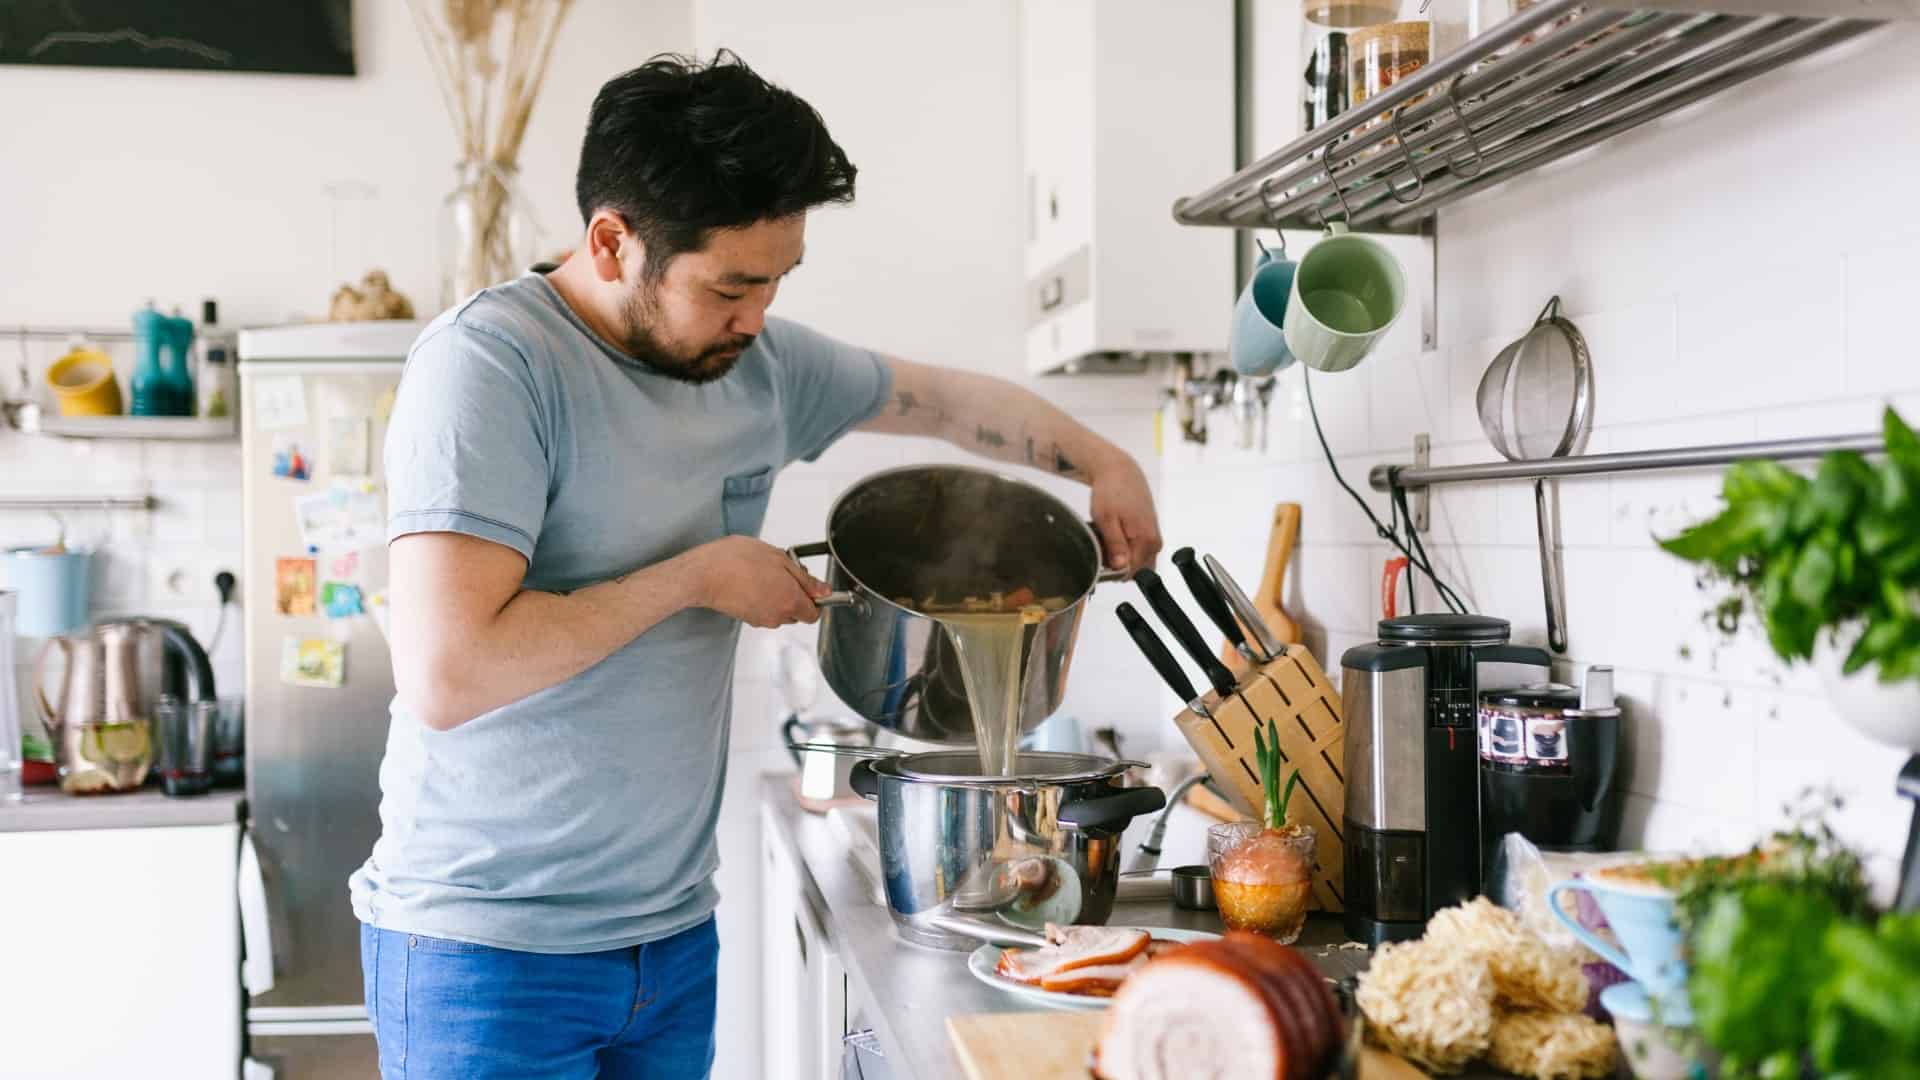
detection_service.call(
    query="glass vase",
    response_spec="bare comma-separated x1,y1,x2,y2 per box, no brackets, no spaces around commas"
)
439,160,540,309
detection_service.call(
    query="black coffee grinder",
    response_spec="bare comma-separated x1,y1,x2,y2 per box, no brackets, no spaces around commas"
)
1340,615,1550,944
1478,666,1623,858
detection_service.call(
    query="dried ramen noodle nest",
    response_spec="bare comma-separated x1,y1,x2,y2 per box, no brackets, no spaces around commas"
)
1423,897,1588,1013
1354,939,1495,1074
1487,1009,1617,1080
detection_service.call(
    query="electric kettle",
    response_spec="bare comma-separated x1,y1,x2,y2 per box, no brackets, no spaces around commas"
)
36,618,215,795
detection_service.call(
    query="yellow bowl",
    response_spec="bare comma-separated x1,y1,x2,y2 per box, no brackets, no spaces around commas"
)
47,348,124,416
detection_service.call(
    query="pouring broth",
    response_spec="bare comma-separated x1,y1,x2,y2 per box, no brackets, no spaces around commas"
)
910,590,1068,776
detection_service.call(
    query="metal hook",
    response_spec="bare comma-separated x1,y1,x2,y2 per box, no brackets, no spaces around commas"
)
1256,177,1290,256
1444,73,1486,179
1320,147,1354,229
1387,104,1427,205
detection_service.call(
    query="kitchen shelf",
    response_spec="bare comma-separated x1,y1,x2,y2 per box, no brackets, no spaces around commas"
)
0,495,156,511
1172,0,1906,233
13,413,237,441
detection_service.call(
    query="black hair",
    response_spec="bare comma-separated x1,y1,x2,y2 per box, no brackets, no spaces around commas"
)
575,50,857,281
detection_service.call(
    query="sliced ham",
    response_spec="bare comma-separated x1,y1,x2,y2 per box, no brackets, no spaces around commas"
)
1094,932,1342,1080
994,926,1151,984
1037,954,1150,996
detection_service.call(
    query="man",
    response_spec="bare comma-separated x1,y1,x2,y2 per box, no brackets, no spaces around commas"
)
351,52,1161,1079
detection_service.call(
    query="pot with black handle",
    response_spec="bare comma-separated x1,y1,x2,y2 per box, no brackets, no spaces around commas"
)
789,465,1125,745
848,750,1166,949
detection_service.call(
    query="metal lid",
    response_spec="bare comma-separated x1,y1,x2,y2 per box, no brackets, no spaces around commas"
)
1480,683,1580,710
878,751,1129,785
1378,613,1510,644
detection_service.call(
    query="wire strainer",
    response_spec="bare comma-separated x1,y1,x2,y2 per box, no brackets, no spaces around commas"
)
1475,297,1593,653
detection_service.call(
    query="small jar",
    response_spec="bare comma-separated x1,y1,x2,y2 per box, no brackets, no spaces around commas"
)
1207,821,1317,943
1348,19,1432,121
1299,0,1398,131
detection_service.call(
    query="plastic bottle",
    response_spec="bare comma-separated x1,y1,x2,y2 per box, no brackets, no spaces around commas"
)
129,301,168,416
197,299,235,419
159,306,197,416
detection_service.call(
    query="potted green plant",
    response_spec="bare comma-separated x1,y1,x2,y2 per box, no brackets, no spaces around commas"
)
1658,406,1920,752
1206,718,1316,943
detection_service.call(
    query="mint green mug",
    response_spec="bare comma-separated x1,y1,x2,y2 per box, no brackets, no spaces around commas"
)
1281,225,1406,373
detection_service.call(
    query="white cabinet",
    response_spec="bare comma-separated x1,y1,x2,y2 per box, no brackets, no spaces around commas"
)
1019,0,1237,374
0,823,242,1079
759,804,846,1080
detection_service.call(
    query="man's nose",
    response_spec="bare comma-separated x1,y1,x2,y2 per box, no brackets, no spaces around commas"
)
730,301,768,338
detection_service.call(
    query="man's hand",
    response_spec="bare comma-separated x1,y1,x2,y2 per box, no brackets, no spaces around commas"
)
1089,451,1162,574
688,536,832,628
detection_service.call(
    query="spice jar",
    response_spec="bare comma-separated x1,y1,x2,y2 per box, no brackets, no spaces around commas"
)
1349,19,1432,121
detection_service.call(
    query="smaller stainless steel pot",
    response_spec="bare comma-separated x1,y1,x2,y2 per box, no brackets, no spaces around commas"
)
1171,864,1216,911
849,751,1166,950
781,713,875,808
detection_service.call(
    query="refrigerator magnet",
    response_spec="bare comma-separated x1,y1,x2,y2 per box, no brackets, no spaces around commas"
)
320,581,365,619
281,637,346,688
271,434,312,481
294,488,384,552
275,557,318,616
253,374,309,430
325,550,361,582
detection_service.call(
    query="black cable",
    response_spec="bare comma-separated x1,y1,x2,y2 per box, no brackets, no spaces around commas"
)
1300,367,1467,614
1393,482,1469,614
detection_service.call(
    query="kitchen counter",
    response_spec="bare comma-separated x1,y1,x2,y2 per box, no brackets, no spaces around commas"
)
0,787,245,832
761,774,1370,1080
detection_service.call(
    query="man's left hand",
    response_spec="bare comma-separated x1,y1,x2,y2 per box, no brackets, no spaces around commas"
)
1089,453,1162,574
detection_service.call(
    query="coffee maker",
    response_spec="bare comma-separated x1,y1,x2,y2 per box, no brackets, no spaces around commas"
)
1341,615,1549,944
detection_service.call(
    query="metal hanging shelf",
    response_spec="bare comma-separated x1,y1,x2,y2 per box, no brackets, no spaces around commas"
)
1173,0,1905,233
1369,430,1885,492
0,495,157,512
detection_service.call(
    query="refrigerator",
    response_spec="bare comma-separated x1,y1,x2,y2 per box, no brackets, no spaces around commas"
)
236,321,421,1079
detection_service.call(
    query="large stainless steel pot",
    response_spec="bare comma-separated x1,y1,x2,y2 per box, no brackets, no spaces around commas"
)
791,465,1121,745
849,750,1166,950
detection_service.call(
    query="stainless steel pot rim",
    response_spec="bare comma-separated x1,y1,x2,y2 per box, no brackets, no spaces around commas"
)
818,463,1106,618
873,750,1141,785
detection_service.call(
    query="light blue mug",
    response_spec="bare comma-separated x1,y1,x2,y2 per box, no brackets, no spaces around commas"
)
1549,871,1689,1009
1229,241,1297,377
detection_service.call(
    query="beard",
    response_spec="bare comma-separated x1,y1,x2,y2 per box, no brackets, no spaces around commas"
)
615,281,755,385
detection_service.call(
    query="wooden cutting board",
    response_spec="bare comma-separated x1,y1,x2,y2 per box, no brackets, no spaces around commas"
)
1220,503,1302,673
946,1012,1430,1079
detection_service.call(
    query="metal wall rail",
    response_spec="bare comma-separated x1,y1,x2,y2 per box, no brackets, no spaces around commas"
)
3,325,138,343
0,495,157,511
1369,432,1884,491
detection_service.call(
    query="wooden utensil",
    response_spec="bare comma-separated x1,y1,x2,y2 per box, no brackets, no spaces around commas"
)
1220,503,1302,672
946,1011,1432,1079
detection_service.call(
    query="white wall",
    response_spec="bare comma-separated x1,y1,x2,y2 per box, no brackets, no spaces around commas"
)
1155,8,1920,889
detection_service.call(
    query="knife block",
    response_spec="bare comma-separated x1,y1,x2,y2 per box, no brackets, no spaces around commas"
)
1173,645,1347,912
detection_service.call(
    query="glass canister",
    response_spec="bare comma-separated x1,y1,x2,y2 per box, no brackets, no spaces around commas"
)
1349,18,1433,124
1425,0,1518,62
1300,0,1398,131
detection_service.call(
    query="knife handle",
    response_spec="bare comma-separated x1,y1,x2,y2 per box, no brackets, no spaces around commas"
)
1135,569,1239,697
1116,602,1199,705
1173,547,1251,658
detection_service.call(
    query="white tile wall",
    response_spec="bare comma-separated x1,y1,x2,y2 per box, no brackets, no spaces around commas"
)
1155,20,1920,887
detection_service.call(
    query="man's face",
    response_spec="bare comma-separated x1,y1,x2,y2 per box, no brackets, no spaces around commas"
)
615,215,806,383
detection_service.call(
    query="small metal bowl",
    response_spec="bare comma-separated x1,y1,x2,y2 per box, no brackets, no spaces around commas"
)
1171,864,1216,911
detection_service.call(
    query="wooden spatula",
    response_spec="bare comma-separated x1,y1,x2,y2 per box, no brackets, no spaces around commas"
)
1220,503,1302,671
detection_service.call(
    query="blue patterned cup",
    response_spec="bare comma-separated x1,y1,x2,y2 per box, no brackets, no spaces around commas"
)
1550,867,1688,1011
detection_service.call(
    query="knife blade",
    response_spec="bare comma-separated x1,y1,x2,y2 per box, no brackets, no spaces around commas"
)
1204,553,1285,661
1134,568,1239,698
1115,601,1204,714
1172,547,1258,666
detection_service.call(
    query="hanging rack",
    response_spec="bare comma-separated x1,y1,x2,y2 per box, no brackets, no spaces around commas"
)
3,325,138,343
0,495,157,512
1369,431,1885,493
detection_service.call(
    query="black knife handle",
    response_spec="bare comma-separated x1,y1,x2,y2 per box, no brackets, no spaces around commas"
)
1172,547,1249,656
1135,569,1238,697
1116,602,1199,704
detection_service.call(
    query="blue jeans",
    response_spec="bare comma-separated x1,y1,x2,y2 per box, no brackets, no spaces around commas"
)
359,919,718,1080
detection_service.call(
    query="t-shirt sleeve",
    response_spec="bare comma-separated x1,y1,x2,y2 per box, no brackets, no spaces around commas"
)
766,319,894,465
384,322,550,560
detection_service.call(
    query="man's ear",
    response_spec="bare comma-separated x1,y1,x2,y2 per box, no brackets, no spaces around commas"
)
584,210,638,284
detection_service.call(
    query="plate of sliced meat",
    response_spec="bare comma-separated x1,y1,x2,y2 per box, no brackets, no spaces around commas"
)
968,925,1221,1010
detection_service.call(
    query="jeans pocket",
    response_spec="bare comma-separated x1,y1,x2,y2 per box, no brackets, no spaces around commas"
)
721,465,774,537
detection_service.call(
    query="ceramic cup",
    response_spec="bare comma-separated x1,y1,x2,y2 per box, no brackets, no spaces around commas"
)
1282,225,1406,373
1229,242,1297,376
1549,867,1688,1010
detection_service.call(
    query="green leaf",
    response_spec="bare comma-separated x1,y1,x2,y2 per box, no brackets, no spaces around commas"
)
1791,537,1839,611
1861,511,1905,557
1725,460,1807,505
1844,617,1903,674
1881,459,1915,516
1886,407,1920,478
1810,454,1869,527
1690,885,1836,1059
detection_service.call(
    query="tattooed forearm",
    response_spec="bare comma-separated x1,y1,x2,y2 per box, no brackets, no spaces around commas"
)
976,426,1007,448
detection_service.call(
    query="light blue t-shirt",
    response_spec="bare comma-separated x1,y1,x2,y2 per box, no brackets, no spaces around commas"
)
348,273,891,953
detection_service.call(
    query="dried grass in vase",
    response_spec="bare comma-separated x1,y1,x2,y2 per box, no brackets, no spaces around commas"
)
409,0,575,302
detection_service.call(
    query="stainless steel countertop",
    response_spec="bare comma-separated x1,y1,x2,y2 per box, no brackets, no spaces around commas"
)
0,787,245,832
761,774,1371,1080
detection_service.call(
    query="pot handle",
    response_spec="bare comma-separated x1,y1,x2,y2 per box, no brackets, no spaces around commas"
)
1087,520,1136,583
781,716,803,767
849,758,880,800
786,542,867,613
1058,785,1166,831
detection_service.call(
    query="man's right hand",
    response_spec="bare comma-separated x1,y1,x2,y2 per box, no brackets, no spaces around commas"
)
686,536,832,628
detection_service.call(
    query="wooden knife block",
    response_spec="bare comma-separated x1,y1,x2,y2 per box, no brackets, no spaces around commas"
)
1173,645,1347,913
